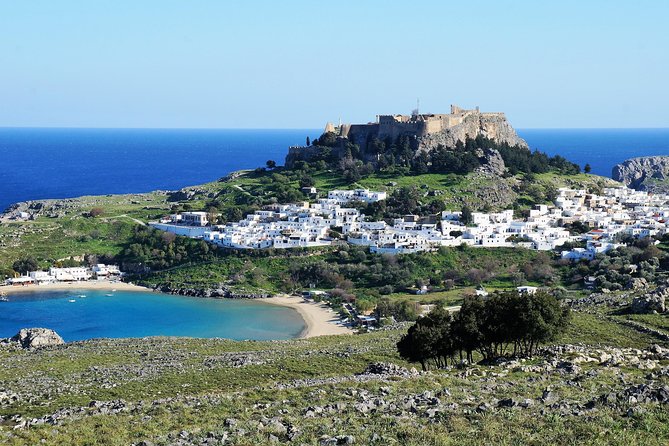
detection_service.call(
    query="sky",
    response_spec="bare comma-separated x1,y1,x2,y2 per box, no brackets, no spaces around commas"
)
1,0,668,129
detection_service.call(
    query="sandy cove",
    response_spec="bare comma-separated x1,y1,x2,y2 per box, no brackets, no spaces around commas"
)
1,282,353,339
263,294,353,338
0,281,149,295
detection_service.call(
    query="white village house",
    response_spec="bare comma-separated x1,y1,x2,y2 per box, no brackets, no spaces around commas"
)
4,264,122,286
148,185,669,257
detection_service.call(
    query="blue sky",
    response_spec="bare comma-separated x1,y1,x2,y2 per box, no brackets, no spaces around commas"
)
1,1,667,128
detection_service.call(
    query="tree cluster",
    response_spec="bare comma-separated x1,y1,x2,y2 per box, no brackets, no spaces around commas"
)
305,132,580,179
397,291,570,370
563,238,666,291
118,226,216,271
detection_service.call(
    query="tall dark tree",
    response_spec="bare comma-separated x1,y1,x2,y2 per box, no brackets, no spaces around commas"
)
397,307,454,370
584,163,592,173
266,160,277,169
299,175,315,188
12,257,39,275
306,136,311,146
452,295,485,362
460,206,473,225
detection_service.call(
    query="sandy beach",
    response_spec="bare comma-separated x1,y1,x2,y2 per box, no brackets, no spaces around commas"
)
0,280,150,295
1,283,353,339
264,295,353,338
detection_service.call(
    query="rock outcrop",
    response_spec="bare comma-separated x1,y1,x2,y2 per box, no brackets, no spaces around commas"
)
612,156,669,193
416,112,527,152
153,284,271,299
476,148,507,176
631,286,668,314
11,328,64,349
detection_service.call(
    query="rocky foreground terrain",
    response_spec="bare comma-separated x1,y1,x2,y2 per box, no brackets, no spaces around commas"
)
1,304,669,445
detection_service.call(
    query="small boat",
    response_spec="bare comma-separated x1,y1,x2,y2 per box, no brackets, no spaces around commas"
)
79,294,86,298
68,299,76,303
105,293,113,297
112,289,117,292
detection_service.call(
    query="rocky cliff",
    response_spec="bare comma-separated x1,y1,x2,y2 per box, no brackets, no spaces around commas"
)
612,156,669,193
286,112,526,173
416,112,528,153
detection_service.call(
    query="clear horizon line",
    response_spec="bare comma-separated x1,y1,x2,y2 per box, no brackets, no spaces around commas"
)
1,125,669,131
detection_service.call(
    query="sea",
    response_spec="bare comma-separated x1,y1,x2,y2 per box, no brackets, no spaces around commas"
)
0,128,319,213
0,289,305,341
519,129,669,177
1,127,668,212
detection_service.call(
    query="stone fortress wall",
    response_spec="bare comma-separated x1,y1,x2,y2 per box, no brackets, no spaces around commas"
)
336,105,506,143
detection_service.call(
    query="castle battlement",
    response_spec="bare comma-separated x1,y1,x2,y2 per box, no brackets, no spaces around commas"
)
327,105,505,141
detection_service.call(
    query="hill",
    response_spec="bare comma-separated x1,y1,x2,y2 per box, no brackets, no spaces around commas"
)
0,167,617,280
3,131,669,445
1,308,669,445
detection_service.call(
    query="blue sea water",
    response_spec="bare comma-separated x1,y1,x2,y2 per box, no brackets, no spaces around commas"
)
0,128,318,212
0,289,305,341
517,128,669,177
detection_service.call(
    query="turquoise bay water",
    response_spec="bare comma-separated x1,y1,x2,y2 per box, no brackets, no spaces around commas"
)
0,290,305,341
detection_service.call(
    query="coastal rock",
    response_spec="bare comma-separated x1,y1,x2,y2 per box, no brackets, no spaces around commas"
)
11,328,64,349
154,283,270,299
612,156,669,192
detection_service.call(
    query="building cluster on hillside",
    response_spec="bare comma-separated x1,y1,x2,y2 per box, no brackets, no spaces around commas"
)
4,264,122,286
151,190,386,250
149,186,669,257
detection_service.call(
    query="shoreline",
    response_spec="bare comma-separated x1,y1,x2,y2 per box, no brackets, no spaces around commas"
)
263,294,353,338
0,281,151,295
1,282,353,339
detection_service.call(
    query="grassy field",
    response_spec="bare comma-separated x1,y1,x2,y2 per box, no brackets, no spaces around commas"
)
621,313,669,334
1,311,668,445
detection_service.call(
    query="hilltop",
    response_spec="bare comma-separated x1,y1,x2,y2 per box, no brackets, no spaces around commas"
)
287,105,527,174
